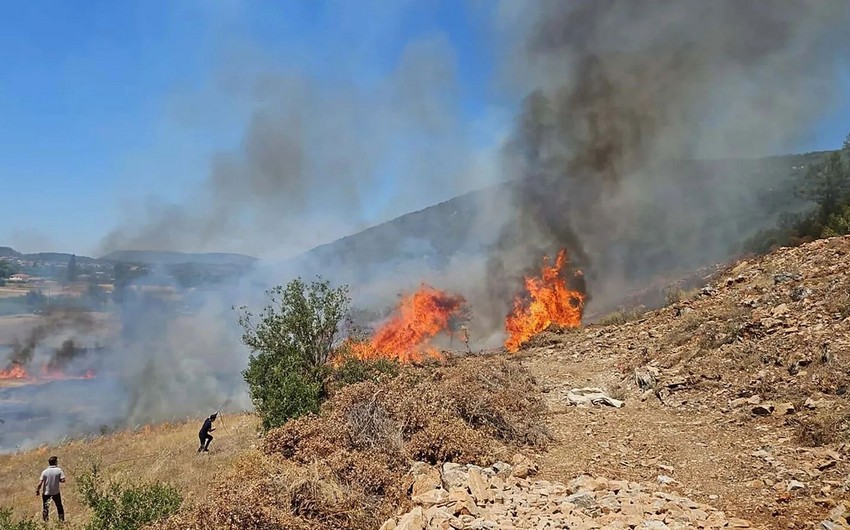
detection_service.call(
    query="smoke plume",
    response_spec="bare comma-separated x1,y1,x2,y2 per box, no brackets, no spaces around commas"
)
488,0,850,315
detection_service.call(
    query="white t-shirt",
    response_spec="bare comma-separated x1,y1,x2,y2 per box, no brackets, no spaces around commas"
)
40,466,65,496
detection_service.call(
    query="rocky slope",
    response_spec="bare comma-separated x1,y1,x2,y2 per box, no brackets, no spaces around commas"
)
507,236,850,528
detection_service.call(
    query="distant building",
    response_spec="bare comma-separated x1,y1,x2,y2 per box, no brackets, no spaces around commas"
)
7,273,31,283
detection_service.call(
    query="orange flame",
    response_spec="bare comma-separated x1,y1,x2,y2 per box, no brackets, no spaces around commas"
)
351,284,466,362
505,250,586,352
0,363,30,380
0,363,96,381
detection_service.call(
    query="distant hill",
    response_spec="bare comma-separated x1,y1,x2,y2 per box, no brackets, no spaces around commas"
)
285,152,825,286
99,250,257,267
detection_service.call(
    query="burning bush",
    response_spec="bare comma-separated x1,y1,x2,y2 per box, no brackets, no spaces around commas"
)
505,250,586,352
349,284,469,362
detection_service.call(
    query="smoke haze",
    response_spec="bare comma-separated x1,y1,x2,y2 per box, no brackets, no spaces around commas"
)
4,1,850,450
487,0,850,315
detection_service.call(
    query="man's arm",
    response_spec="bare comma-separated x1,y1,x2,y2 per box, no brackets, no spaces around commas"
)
35,477,44,496
59,470,66,483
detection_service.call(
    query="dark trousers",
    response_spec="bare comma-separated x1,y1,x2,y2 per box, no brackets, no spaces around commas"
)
42,493,64,521
199,432,213,451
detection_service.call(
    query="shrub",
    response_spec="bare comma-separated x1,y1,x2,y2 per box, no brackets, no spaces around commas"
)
331,355,400,390
0,508,38,530
77,463,182,530
238,277,351,430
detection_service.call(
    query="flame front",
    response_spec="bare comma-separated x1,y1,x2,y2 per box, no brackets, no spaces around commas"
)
0,363,30,380
504,250,586,352
0,363,96,381
351,284,466,362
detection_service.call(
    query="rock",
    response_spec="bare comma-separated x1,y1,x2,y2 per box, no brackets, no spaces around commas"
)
635,368,657,390
412,488,448,506
791,286,812,301
657,475,677,485
511,454,538,479
568,475,607,493
752,403,775,416
396,507,426,530
805,397,824,409
411,465,442,497
379,519,397,530
774,272,801,284
442,463,468,490
565,492,597,511
787,480,806,492
467,467,493,503
728,517,752,528
775,402,796,415
567,387,625,408
746,395,763,405
772,303,790,316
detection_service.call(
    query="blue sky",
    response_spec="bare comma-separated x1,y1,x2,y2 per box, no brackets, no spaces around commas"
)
1,1,848,256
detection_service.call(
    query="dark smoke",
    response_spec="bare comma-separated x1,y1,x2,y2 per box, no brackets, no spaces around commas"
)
488,0,850,316
4,310,98,372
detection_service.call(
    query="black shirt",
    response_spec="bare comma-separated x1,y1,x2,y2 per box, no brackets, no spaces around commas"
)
199,418,213,436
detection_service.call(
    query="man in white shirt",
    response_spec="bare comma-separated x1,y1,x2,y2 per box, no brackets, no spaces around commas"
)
35,455,65,522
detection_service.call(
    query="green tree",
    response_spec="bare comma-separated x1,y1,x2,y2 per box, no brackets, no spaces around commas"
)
238,277,350,430
67,254,78,283
796,151,850,223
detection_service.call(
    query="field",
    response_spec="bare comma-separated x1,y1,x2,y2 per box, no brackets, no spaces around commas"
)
0,413,259,527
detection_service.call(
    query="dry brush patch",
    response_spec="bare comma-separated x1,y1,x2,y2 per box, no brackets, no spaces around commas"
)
157,356,548,530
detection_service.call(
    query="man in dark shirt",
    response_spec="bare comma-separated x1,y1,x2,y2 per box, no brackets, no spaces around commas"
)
197,412,217,452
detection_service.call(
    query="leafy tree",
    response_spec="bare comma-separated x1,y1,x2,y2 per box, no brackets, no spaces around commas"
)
796,151,850,223
238,277,350,430
67,254,78,283
0,259,14,279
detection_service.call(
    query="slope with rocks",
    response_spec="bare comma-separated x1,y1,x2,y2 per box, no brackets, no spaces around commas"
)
510,236,850,529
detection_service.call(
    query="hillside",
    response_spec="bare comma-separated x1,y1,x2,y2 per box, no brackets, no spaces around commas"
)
2,238,849,530
0,414,259,528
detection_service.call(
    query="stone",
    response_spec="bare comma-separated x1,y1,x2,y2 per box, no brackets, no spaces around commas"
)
775,402,796,415
442,463,468,490
411,465,442,497
752,403,775,416
396,507,426,530
468,467,493,503
787,480,806,492
379,519,397,530
412,488,448,506
565,492,597,511
805,397,823,409
728,517,751,528
511,454,538,479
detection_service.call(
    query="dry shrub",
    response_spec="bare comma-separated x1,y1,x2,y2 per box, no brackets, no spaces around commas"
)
168,356,545,530
789,408,850,447
151,452,373,530
406,414,488,464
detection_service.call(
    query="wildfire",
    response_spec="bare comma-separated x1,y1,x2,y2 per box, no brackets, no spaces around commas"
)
0,363,29,379
0,363,96,382
351,284,467,362
505,250,586,352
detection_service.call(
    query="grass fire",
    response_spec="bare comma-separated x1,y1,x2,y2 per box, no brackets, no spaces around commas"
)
504,250,586,352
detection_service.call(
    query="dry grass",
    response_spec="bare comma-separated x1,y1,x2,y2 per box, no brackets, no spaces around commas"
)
595,306,646,326
0,413,259,528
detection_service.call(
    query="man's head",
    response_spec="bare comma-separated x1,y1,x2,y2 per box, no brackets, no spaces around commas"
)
210,412,217,421
48,456,58,466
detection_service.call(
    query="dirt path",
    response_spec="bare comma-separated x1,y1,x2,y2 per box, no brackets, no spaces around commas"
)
518,346,835,529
